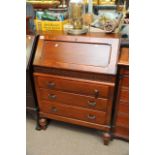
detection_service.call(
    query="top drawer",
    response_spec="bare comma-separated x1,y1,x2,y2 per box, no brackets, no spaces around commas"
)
34,73,114,98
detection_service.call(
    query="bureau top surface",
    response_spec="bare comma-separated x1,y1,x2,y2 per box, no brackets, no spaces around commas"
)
118,47,129,66
37,31,121,39
33,32,121,75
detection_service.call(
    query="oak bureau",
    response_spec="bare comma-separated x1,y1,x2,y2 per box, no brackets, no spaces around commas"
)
33,32,121,145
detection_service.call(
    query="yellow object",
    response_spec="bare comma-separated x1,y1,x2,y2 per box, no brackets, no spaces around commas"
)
27,0,60,4
99,0,116,5
84,0,98,5
34,19,68,31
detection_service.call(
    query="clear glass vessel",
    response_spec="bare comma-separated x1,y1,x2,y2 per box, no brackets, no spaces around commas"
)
69,0,85,29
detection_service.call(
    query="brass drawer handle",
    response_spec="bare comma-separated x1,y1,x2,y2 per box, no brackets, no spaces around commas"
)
94,89,99,98
51,107,57,112
48,94,57,100
88,101,96,107
87,114,96,120
48,82,55,88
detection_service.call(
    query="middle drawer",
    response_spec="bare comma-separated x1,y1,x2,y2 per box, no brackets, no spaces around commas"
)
39,88,108,111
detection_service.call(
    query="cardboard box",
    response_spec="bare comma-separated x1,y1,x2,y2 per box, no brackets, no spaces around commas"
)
34,19,68,31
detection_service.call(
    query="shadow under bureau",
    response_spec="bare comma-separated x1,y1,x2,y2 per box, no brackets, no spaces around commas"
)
33,32,120,145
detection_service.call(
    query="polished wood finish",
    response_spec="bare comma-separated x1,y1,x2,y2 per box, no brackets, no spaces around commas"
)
40,101,107,125
33,32,121,145
113,47,129,140
40,112,110,131
33,66,116,83
34,32,120,75
34,73,114,98
118,47,129,66
39,88,109,111
34,73,115,126
114,126,129,140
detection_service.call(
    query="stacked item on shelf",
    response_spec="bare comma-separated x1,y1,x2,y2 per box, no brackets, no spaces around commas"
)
90,11,123,33
26,0,61,8
83,0,116,5
84,0,98,5
34,9,68,31
99,0,116,5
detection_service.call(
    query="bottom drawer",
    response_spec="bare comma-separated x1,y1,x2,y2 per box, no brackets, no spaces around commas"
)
118,101,129,114
115,113,129,128
40,101,107,125
114,126,129,140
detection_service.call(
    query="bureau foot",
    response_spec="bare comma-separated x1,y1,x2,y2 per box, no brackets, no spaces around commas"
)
103,132,111,145
35,113,41,130
35,123,41,130
39,118,48,130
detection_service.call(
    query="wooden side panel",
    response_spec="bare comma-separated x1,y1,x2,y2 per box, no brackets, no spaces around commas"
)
113,67,129,140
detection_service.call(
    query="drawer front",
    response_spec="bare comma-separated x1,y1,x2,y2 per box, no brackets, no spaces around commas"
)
121,76,129,87
114,126,129,139
117,101,129,114
40,101,107,125
36,74,113,98
116,113,129,128
120,68,129,75
120,88,129,101
39,88,108,111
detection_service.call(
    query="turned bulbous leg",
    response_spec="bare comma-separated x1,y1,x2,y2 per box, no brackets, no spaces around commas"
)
39,118,48,130
103,132,111,145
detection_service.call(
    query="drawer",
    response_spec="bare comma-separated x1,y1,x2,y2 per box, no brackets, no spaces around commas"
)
121,76,129,87
120,69,129,75
117,101,129,114
35,74,114,98
114,126,129,139
116,113,129,128
39,88,109,111
120,88,129,101
40,101,107,125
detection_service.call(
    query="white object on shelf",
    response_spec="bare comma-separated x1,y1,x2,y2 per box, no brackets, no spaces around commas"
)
88,0,93,14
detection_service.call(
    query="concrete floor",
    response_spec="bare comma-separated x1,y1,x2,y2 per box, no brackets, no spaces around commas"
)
26,118,129,155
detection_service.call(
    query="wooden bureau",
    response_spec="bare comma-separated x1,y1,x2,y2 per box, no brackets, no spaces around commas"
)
33,32,120,145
